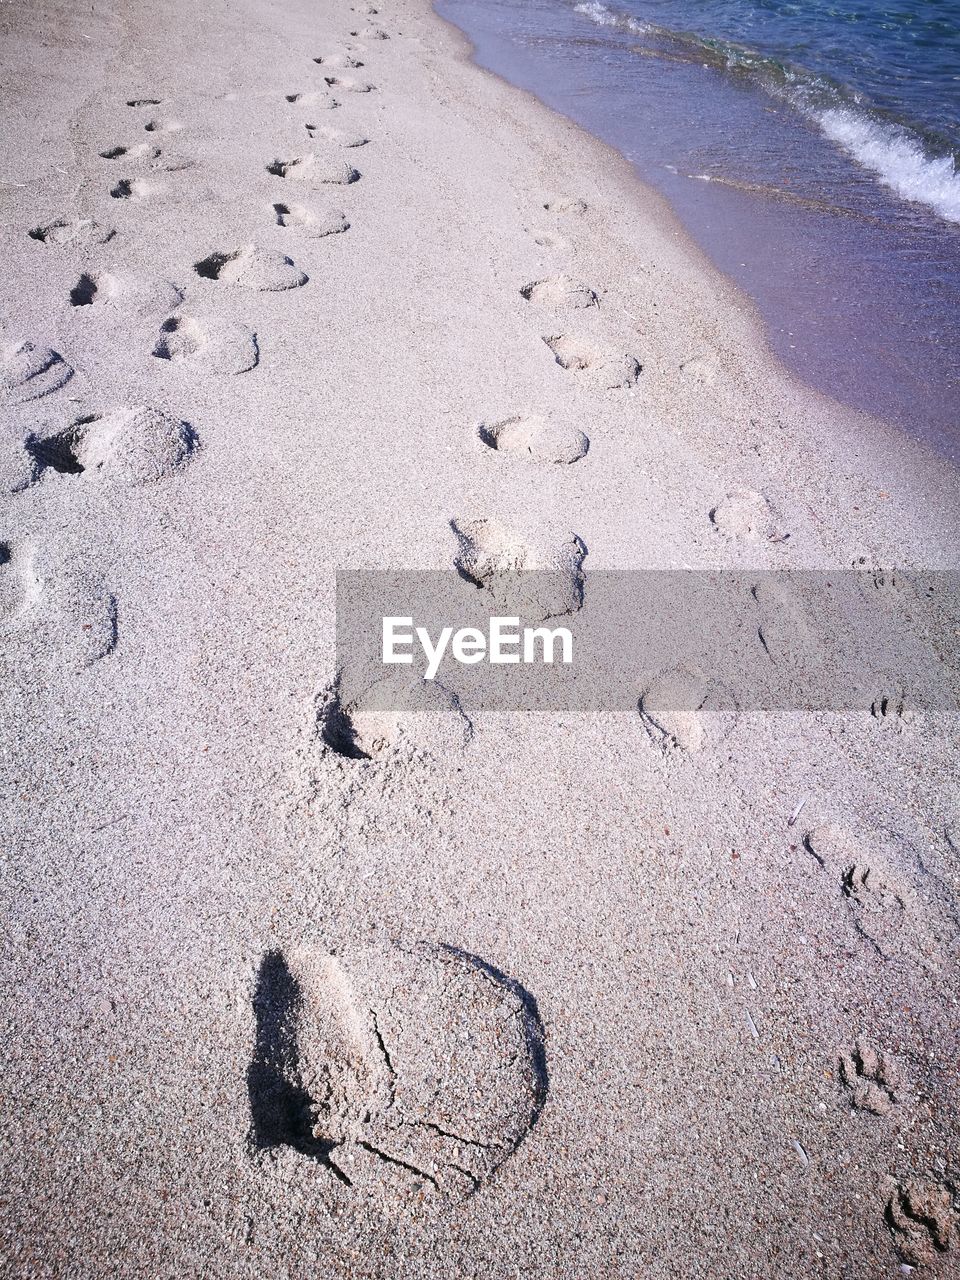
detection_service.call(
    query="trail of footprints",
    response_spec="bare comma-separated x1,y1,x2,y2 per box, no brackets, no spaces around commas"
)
7,26,383,664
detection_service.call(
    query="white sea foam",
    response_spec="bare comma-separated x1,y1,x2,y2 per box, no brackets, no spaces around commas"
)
816,108,960,223
574,1,650,36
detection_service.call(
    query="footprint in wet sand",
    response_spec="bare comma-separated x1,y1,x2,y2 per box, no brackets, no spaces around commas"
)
520,276,598,309
709,488,789,544
26,406,199,487
247,940,547,1205
839,1038,901,1115
886,1178,958,1265
478,414,588,465
28,216,113,247
67,271,183,317
543,335,640,389
272,201,350,237
303,124,368,148
0,341,73,404
804,825,959,972
194,246,307,290
451,517,586,620
267,154,360,186
152,315,258,374
638,665,738,756
317,675,471,761
285,90,340,109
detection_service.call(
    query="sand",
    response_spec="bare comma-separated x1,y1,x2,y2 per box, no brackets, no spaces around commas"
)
1,0,960,1273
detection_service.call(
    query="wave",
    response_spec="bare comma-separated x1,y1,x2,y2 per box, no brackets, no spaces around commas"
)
816,109,960,224
573,1,650,35
571,0,960,225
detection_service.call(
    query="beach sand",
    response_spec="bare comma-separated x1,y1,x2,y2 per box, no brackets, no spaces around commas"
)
1,0,959,1273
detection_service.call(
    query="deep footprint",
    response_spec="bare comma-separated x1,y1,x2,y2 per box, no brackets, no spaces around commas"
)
272,201,350,237
520,276,598,309
26,406,199,486
152,315,258,374
451,517,586,620
247,940,547,1204
543,335,640,389
478,414,588,465
194,246,307,290
266,154,360,186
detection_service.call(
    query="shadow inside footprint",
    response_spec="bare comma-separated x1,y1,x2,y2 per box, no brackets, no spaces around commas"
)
247,950,352,1180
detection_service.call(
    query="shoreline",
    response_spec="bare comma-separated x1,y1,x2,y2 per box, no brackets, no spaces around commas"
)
1,0,959,1274
434,0,960,460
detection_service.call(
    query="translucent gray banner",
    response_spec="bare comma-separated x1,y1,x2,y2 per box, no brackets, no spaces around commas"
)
331,570,960,717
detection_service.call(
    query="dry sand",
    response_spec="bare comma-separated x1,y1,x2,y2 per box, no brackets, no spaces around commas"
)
1,0,960,1274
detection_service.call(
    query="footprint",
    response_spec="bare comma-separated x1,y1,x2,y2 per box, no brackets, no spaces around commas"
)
680,350,720,386
194,246,307,291
322,76,375,93
272,201,349,237
542,197,586,214
312,52,365,68
886,1178,958,1265
543,335,640,389
152,315,258,374
26,406,199,487
804,825,959,971
709,488,788,544
267,154,360,186
0,436,37,494
870,685,914,730
304,124,368,148
142,117,183,133
28,216,113,247
839,1039,901,1115
317,675,471,761
351,25,389,38
638,665,738,756
478,414,588,465
451,517,586,620
109,177,152,201
67,272,183,317
520,276,598,309
99,142,161,162
527,229,569,250
0,541,40,626
0,341,73,404
285,90,340,109
752,578,822,668
247,940,547,1203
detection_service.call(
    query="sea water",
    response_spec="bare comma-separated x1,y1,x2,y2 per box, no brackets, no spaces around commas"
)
436,0,960,458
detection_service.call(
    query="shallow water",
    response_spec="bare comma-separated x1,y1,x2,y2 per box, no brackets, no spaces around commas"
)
437,0,960,459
